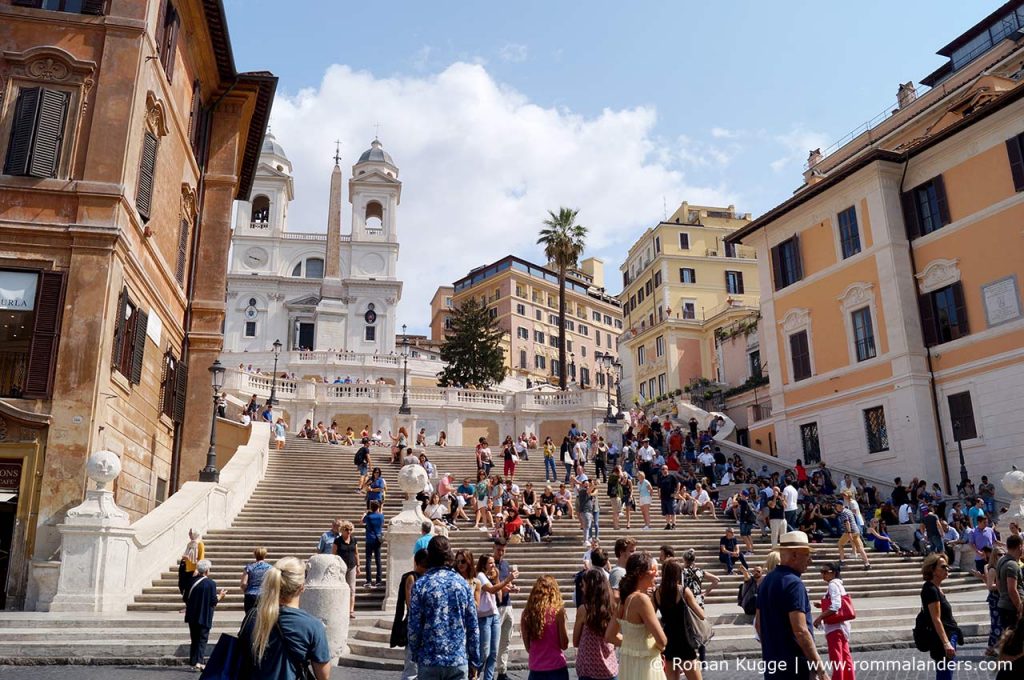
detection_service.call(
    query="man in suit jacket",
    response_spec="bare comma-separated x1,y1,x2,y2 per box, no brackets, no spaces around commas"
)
184,559,226,669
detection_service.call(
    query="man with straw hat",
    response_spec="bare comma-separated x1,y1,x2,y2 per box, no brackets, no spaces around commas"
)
755,531,829,679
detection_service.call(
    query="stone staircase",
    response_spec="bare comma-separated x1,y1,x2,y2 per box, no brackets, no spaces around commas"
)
0,433,992,665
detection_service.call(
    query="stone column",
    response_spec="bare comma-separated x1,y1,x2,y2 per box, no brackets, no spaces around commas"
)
384,464,430,611
49,450,136,613
300,554,350,660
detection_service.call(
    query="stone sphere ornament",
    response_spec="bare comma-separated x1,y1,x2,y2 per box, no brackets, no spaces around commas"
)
86,449,121,490
398,463,428,496
1002,467,1024,497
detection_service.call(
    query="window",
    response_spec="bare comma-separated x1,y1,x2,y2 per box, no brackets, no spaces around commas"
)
604,314,612,325
639,382,646,399
136,131,158,221
681,301,696,320
157,0,180,82
4,87,70,179
614,319,623,329
637,288,645,304
519,350,527,369
304,258,324,279
1006,131,1024,192
657,373,666,396
487,308,497,320
725,271,744,295
654,236,661,253
748,350,762,378
534,354,546,370
724,241,737,258
592,311,601,322
580,367,590,386
535,309,542,321
680,268,696,284
851,307,876,361
595,332,601,347
515,285,526,298
771,236,803,290
578,324,588,336
244,321,257,338
534,330,545,343
159,351,186,422
444,296,453,308
549,335,558,348
645,280,653,295
789,330,811,381
919,282,969,346
365,325,376,341
516,327,528,339
565,320,575,332
112,288,147,384
679,233,690,250
15,0,106,13
864,406,889,453
648,378,656,398
947,392,978,440
902,176,950,239
654,271,662,288
567,340,573,353
581,346,587,358
551,359,559,376
656,335,665,357
637,346,646,366
516,303,526,315
444,317,454,330
175,218,189,285
837,206,861,258
800,423,821,463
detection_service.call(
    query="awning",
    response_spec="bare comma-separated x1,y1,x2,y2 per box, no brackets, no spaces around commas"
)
0,492,17,503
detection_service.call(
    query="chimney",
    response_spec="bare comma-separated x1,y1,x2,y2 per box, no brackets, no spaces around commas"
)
896,81,918,110
802,149,824,186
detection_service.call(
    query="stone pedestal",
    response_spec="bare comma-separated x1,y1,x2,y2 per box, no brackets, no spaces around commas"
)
997,468,1024,534
315,297,347,351
300,554,350,660
385,463,430,611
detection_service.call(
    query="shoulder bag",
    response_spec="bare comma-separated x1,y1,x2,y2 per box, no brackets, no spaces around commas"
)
684,597,714,648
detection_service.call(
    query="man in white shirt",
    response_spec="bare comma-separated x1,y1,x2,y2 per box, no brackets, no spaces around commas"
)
637,438,656,479
515,436,529,461
782,482,799,531
573,437,588,466
838,474,855,495
693,483,716,519
898,502,913,525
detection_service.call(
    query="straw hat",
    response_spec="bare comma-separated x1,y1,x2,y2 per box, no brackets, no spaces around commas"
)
778,531,815,551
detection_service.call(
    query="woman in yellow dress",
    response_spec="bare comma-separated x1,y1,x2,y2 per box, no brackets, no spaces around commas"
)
605,552,667,679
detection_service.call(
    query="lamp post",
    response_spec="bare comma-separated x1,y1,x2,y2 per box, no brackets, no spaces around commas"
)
602,355,615,423
199,359,226,483
398,324,411,415
952,419,969,489
613,359,624,419
268,338,282,406
569,352,576,387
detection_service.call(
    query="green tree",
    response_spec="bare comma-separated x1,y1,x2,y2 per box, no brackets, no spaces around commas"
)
437,297,508,388
538,207,587,390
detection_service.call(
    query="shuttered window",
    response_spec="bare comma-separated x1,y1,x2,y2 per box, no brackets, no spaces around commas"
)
725,270,744,295
130,307,148,385
23,271,67,398
901,175,950,239
136,132,158,221
112,288,146,383
160,352,177,419
1006,132,1024,192
175,219,189,286
837,206,861,258
157,0,180,82
4,87,69,179
919,282,969,347
771,236,803,290
789,330,812,382
947,392,977,441
173,360,187,423
188,79,204,158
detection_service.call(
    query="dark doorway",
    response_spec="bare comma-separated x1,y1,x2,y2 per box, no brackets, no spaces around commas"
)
0,460,20,609
298,323,315,351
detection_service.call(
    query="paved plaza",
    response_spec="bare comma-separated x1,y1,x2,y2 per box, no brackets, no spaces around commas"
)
0,647,1012,680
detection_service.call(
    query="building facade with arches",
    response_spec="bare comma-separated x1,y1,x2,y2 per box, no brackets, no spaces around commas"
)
224,134,404,364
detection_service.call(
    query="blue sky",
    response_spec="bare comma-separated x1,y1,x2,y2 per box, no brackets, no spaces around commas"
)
223,1,995,332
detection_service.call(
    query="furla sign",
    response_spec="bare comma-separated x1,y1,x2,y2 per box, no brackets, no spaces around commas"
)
0,270,38,311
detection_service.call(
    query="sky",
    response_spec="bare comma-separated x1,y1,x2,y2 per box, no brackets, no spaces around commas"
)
223,0,993,335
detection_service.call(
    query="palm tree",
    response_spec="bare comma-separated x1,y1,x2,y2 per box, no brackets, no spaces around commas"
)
538,207,587,391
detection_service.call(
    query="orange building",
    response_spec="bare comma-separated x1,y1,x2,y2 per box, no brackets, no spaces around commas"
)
728,1,1024,490
429,285,454,342
0,0,273,608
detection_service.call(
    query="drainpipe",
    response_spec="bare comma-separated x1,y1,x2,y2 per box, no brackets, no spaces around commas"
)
170,77,241,492
898,159,952,493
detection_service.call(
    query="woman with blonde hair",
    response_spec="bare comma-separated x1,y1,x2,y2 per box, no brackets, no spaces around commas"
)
178,529,204,600
238,557,331,679
521,575,569,680
240,547,271,614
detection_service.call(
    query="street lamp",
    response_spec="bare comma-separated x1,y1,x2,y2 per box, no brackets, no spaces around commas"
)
613,359,624,419
569,352,576,386
952,419,969,490
199,359,226,483
268,338,282,406
398,324,411,415
601,355,615,423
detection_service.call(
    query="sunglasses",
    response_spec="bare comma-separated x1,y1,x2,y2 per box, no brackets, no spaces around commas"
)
938,563,950,571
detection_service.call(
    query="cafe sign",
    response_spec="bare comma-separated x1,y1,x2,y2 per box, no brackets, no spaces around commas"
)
0,461,22,491
0,270,38,312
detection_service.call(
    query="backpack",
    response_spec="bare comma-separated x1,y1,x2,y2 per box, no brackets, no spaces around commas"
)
913,608,936,652
354,447,368,467
737,579,757,616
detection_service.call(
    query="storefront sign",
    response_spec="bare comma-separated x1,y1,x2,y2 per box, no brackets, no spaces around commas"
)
0,461,22,491
0,271,38,312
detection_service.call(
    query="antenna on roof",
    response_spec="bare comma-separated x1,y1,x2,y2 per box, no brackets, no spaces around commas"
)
663,196,668,221
373,122,381,141
333,139,341,165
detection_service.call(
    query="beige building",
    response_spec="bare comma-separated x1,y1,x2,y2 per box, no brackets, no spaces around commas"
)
451,256,623,387
617,202,760,404
429,285,454,342
0,0,273,608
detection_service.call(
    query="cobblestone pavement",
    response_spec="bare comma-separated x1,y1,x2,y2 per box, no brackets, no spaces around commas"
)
0,647,1011,680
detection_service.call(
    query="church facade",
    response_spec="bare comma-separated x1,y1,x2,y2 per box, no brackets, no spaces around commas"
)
224,135,403,360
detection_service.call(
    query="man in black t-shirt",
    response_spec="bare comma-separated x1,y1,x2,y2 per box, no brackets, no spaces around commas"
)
354,438,372,486
657,466,680,530
719,527,749,574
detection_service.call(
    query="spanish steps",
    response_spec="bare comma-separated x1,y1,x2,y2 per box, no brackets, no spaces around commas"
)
0,433,992,667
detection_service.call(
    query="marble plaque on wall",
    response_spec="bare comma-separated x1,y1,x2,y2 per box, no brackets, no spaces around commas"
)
982,275,1021,328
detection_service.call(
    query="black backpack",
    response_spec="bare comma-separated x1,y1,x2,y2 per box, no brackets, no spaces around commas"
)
354,447,368,467
913,608,936,652
737,579,757,616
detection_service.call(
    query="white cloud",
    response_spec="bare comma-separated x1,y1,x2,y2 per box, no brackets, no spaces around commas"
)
710,127,740,139
267,63,734,333
770,127,831,174
498,42,528,63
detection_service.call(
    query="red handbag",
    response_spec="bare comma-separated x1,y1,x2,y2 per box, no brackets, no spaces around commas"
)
821,592,857,624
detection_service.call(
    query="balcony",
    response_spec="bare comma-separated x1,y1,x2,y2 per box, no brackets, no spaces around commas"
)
749,403,773,423
248,221,270,230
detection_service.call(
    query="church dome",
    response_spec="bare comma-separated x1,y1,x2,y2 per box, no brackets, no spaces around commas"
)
261,131,288,159
357,139,394,165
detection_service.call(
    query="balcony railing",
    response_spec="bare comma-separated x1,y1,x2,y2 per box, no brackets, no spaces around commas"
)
248,221,270,230
750,403,773,422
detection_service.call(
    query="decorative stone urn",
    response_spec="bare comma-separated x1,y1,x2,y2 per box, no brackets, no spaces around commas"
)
300,554,350,659
384,463,430,610
997,467,1024,533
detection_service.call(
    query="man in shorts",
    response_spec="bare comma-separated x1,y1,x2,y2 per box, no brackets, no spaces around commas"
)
835,498,871,570
737,490,756,554
657,465,680,530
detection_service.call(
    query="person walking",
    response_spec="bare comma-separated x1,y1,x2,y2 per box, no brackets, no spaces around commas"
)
767,487,787,550
407,536,481,680
273,417,287,450
503,436,517,481
681,548,719,664
391,549,430,680
655,558,704,680
637,472,653,530
521,575,569,680
362,467,387,511
813,562,855,680
835,498,871,571
605,552,667,680
237,556,332,679
996,535,1024,631
184,560,226,670
317,519,341,554
178,529,204,601
783,481,799,531
561,436,575,485
362,500,385,588
755,531,829,680
240,547,271,615
543,437,558,483
493,539,518,680
332,522,360,619
977,547,1004,658
477,554,516,680
573,569,619,680
920,554,961,680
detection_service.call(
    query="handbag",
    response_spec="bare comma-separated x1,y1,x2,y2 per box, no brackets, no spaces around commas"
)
820,592,856,624
684,599,714,648
198,633,241,680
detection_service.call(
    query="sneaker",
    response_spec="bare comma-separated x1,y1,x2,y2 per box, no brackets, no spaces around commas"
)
375,581,384,588
664,524,671,530
743,551,754,556
364,582,373,589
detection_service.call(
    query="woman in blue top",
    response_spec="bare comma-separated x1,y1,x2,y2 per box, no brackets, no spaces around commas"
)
240,547,271,614
273,418,287,450
238,556,331,679
361,467,386,510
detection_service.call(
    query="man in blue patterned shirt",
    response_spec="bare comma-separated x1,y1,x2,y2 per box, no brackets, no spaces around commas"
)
408,535,481,679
